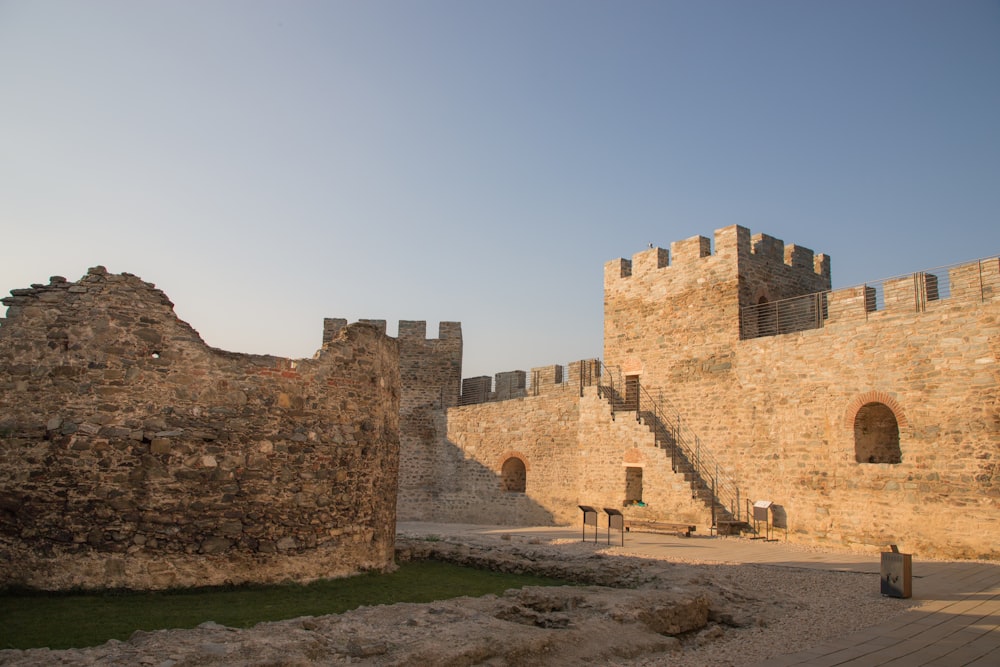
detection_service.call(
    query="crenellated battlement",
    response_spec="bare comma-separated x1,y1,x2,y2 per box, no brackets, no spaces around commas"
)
322,317,463,409
828,256,998,323
737,255,1000,339
605,226,832,351
322,318,462,346
459,359,600,406
606,225,830,285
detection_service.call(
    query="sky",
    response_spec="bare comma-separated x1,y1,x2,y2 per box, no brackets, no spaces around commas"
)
1,1,998,380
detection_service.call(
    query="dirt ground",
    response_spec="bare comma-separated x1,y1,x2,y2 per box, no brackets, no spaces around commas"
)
0,529,915,666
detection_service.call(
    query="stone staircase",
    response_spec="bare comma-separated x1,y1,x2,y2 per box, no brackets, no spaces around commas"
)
598,381,749,533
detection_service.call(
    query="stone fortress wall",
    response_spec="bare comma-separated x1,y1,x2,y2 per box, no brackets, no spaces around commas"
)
604,225,999,557
322,318,464,524
425,226,999,559
0,267,401,590
2,222,996,583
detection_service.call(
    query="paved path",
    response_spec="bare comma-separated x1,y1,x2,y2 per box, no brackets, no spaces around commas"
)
398,522,1000,666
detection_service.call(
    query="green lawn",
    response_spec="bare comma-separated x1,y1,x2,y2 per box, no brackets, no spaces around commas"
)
0,560,568,651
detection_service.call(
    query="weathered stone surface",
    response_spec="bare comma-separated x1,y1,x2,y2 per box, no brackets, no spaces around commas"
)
0,268,401,590
394,226,999,560
601,227,1000,558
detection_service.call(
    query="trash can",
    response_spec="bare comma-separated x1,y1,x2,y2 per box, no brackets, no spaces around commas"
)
880,548,912,598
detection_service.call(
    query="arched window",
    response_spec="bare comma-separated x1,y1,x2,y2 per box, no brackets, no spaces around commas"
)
854,402,901,464
500,457,526,493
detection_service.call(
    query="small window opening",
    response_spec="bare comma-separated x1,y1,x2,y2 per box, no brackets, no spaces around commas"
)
500,457,526,493
624,466,643,505
624,375,639,411
854,402,901,464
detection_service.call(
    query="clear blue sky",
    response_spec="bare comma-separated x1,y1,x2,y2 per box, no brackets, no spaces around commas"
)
2,1,998,379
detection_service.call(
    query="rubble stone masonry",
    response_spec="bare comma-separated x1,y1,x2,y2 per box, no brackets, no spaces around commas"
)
3,222,995,571
0,267,400,590
323,318,463,523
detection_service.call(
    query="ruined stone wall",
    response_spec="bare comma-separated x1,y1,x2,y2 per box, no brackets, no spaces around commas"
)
0,268,400,590
327,319,464,523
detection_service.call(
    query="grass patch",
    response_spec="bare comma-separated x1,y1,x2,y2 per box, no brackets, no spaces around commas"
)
0,560,568,651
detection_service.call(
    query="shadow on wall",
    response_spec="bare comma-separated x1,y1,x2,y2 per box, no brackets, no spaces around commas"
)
771,504,788,530
397,436,556,526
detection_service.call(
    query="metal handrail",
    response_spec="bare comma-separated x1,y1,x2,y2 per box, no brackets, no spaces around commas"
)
595,362,623,420
595,361,743,526
740,291,828,339
632,381,743,525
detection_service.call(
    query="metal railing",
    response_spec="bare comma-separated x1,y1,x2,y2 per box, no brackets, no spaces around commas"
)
740,292,829,339
597,362,744,527
595,362,622,420
741,255,999,339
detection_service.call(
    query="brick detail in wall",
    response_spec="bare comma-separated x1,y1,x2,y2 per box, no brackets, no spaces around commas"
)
844,391,911,430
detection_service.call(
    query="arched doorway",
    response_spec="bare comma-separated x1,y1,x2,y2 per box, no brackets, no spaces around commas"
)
854,402,901,463
500,457,527,492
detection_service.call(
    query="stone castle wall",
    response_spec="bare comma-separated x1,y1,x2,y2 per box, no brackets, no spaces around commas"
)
444,385,581,525
4,225,994,569
721,292,998,557
602,226,998,557
431,364,709,529
425,226,998,559
323,318,463,523
0,267,400,590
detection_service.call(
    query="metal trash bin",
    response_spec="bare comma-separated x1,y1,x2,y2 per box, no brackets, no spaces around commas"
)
880,547,912,598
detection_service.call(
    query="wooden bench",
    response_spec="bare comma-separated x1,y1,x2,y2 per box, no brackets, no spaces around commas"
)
623,520,696,538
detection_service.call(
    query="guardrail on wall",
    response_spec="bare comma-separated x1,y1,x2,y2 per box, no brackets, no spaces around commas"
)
741,255,999,340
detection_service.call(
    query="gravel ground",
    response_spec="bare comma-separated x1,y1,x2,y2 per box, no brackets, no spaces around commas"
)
397,527,919,667
1,528,919,666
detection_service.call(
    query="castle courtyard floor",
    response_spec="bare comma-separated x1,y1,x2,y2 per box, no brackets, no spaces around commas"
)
398,521,1000,666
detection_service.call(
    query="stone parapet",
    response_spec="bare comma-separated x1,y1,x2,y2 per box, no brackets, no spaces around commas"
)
457,360,602,406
